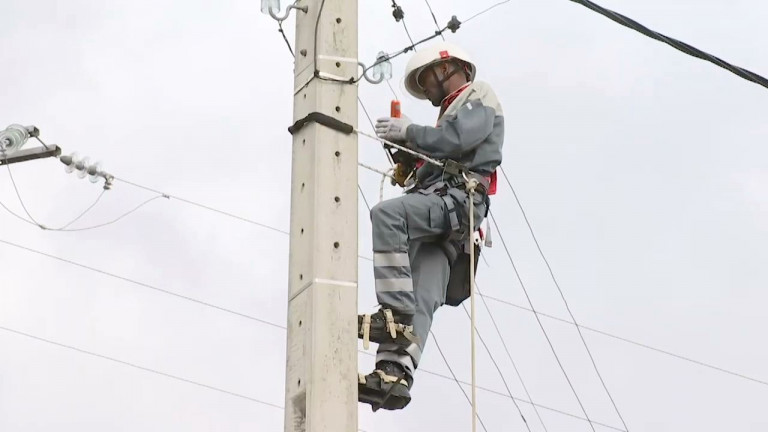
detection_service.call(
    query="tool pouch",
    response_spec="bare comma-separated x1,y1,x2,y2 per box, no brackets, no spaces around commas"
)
440,239,481,307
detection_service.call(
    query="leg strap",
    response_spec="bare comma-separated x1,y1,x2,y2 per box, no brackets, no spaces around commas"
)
359,309,419,350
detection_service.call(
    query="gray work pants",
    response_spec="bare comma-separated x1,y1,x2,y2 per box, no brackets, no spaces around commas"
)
369,186,486,378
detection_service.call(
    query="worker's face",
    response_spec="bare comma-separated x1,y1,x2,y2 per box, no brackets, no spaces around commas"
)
417,63,450,106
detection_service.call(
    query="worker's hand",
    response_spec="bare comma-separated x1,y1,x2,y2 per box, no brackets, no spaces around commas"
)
375,116,412,143
391,162,414,188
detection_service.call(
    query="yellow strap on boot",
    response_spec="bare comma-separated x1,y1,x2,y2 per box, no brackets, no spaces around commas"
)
362,314,371,350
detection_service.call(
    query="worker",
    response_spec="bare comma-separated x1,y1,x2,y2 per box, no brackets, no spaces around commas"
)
357,41,504,411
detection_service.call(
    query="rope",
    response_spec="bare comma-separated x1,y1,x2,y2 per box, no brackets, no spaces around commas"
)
467,178,479,432
356,130,444,168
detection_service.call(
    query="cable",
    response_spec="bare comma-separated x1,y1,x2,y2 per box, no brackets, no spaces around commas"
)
54,194,167,232
277,21,295,58
357,349,625,431
357,130,443,168
55,190,106,230
476,284,548,431
385,79,399,99
0,196,38,227
0,324,284,409
358,184,372,213
0,238,287,330
498,167,628,430
460,303,532,432
488,210,597,432
568,0,768,91
423,0,446,41
3,163,160,233
430,331,490,432
114,177,290,235
464,0,512,24
390,0,417,55
5,162,44,226
481,292,768,389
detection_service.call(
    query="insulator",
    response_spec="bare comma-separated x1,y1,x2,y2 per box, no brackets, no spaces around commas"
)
0,124,31,155
261,0,280,14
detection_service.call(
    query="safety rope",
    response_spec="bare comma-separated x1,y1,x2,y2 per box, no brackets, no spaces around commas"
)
466,176,479,432
355,129,444,168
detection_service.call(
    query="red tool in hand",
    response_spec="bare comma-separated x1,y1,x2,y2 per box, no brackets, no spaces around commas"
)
391,99,401,118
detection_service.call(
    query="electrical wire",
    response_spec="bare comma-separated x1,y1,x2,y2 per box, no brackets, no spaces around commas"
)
114,177,290,236
0,324,284,409
423,0,446,41
430,331,490,432
480,292,768,389
460,302,532,432
568,0,768,91
488,210,597,432
498,167,628,430
0,238,287,330
476,284,549,432
277,21,295,57
464,0,512,24
53,194,168,232
54,190,106,230
5,162,44,227
385,79,399,99
2,163,158,233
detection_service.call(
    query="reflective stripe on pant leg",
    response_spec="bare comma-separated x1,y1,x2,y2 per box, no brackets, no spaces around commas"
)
378,342,422,369
376,350,416,378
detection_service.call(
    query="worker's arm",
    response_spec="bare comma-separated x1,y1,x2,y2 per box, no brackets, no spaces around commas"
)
405,100,497,159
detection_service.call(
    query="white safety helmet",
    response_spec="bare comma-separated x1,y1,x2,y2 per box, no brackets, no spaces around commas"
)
403,42,476,101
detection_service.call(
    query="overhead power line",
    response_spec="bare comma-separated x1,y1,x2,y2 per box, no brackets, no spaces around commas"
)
476,284,549,432
423,0,446,41
0,238,286,330
568,0,768,90
488,210,597,432
498,167,629,429
115,177,290,235
0,234,622,430
0,325,284,409
460,302,532,432
481,292,768,389
430,332,491,432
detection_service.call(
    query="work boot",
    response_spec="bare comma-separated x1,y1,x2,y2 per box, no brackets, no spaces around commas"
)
358,361,413,412
357,308,419,350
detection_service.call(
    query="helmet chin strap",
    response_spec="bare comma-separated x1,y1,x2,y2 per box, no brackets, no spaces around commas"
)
424,60,467,107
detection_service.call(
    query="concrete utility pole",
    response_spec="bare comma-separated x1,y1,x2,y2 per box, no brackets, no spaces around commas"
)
283,0,359,431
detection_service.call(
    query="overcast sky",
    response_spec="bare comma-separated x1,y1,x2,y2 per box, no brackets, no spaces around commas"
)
2,0,768,431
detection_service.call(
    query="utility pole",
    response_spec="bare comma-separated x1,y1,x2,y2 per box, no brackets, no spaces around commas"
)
283,0,358,431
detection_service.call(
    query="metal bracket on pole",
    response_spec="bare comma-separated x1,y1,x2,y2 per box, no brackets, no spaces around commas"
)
288,112,354,135
0,145,62,166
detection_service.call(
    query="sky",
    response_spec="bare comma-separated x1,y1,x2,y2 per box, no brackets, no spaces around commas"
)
1,0,767,431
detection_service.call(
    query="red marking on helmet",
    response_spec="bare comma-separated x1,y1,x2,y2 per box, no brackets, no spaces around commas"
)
439,50,450,59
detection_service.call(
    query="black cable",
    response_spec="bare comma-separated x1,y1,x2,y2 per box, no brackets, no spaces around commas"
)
460,302,532,432
480,292,768,389
488,210,597,432
0,325,284,409
391,0,417,48
498,167,629,430
278,21,295,58
423,0,446,41
568,0,768,91
476,284,549,431
464,0,512,24
358,184,372,212
116,177,290,235
430,331,490,432
0,238,287,331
